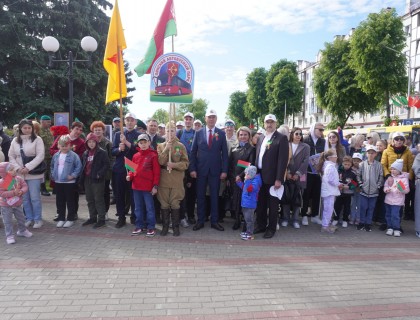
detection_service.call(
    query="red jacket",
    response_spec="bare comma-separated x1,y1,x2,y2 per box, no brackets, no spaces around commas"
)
128,147,160,191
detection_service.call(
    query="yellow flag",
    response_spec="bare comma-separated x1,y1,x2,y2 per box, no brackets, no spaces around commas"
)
103,0,127,104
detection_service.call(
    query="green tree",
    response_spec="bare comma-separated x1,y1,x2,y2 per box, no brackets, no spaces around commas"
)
227,91,249,127
151,108,169,124
349,8,407,119
269,68,303,125
246,68,268,127
314,38,378,127
0,0,134,127
178,98,208,123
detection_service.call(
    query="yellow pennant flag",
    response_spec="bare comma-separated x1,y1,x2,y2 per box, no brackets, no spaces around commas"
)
103,0,127,104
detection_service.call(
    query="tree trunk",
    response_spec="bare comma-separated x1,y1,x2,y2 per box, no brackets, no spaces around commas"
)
386,91,391,119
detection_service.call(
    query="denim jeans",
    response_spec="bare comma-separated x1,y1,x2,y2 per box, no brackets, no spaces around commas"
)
350,192,360,223
385,204,401,230
23,178,42,222
359,195,378,225
133,190,155,229
242,207,255,235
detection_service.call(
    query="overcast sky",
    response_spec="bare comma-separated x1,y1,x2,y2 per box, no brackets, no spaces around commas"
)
111,0,406,121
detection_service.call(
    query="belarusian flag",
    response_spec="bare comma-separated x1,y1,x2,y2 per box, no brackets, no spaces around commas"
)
396,180,407,192
124,157,138,173
237,160,251,168
134,0,177,77
2,173,15,191
390,95,408,107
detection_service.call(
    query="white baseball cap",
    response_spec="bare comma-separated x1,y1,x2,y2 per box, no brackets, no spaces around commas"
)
352,153,363,161
257,128,265,134
225,119,235,126
193,119,202,125
205,109,217,117
124,112,137,119
176,121,185,126
365,145,377,152
184,112,194,119
264,114,277,122
158,123,166,128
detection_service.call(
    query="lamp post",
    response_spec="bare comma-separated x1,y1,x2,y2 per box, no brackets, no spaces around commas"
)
42,36,98,124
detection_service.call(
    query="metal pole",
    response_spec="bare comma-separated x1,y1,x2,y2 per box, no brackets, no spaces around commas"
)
407,53,411,119
68,51,74,124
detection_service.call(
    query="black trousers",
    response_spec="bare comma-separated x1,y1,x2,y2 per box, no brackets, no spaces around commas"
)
113,171,134,221
255,183,280,232
55,183,77,221
333,194,351,222
301,173,322,217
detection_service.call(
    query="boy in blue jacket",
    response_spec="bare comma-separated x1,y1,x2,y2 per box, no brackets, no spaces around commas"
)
236,166,262,240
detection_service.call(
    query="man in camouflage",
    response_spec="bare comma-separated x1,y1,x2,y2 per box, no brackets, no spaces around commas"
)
39,115,54,196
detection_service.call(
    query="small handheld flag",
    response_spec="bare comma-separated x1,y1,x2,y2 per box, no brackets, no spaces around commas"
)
124,157,138,173
237,160,251,168
1,173,16,191
396,180,406,192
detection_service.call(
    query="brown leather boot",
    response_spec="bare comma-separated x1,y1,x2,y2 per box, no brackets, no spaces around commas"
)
160,209,170,236
171,209,180,237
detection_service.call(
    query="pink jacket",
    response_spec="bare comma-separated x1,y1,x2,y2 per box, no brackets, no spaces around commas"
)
384,172,409,206
0,175,28,207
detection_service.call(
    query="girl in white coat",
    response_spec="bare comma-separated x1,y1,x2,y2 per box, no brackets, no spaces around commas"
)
318,149,342,233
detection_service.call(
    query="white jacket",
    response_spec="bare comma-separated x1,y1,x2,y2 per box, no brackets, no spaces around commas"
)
321,161,341,197
9,135,45,180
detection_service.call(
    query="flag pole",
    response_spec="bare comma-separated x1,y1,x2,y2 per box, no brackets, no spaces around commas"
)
167,35,176,172
116,4,124,134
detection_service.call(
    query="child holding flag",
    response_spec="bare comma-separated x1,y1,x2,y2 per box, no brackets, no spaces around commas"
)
126,134,160,237
0,162,32,244
384,159,409,237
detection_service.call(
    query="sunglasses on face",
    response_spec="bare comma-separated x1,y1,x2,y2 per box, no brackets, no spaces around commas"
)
394,137,404,141
225,123,234,127
316,128,324,132
294,132,303,136
328,136,337,139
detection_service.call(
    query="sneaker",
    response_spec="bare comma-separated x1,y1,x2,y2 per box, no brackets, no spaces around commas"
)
416,231,420,238
93,221,106,229
332,220,338,226
321,226,336,234
393,230,401,237
25,220,33,228
180,218,190,228
63,221,74,228
187,218,196,225
293,222,300,229
131,228,144,235
276,223,280,230
16,230,33,238
56,221,65,228
348,220,354,225
146,229,155,237
240,232,248,237
386,228,394,236
356,223,365,231
82,219,96,226
281,221,288,227
302,216,309,226
365,224,372,232
311,216,322,225
342,221,348,228
241,233,254,241
33,221,43,229
6,236,15,244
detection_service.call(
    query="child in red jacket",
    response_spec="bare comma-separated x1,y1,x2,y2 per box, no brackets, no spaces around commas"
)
126,134,160,237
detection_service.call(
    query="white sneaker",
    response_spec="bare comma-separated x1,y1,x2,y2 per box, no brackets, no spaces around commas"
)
386,228,394,236
33,221,43,229
180,218,189,228
281,221,288,227
56,221,65,228
17,230,33,238
342,221,348,228
276,223,280,231
311,216,322,225
393,230,401,237
25,220,33,228
6,236,15,244
293,222,300,229
332,220,338,226
63,221,74,228
302,216,309,226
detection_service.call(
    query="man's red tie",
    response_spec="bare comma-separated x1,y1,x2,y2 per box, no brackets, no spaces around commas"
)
208,129,213,149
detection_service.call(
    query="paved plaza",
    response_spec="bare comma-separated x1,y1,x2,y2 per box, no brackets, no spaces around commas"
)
1,195,420,320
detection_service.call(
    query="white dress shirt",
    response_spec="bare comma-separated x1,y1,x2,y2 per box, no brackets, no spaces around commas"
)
258,131,274,169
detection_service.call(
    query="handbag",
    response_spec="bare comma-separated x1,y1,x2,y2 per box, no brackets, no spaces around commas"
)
19,143,47,175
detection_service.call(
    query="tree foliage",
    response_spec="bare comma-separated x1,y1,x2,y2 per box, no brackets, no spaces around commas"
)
227,91,249,127
178,98,208,123
246,68,268,126
349,8,407,118
314,38,378,127
0,0,134,127
151,108,169,124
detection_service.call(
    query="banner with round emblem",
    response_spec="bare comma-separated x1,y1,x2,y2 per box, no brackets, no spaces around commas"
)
150,52,194,103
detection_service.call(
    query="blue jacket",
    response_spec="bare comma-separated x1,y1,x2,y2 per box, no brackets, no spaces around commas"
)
50,150,82,183
236,174,262,209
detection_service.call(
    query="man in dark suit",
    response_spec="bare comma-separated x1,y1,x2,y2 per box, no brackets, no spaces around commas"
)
189,109,228,231
147,119,165,150
255,114,289,238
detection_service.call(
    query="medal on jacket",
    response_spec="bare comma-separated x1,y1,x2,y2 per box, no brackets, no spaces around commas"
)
174,146,181,156
266,140,272,150
214,132,219,141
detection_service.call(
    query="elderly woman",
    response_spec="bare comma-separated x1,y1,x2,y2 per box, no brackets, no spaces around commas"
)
9,119,45,228
350,133,366,157
327,131,347,166
281,127,310,229
228,126,256,230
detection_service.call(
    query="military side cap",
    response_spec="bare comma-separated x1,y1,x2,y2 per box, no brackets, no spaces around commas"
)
25,112,38,120
40,115,51,121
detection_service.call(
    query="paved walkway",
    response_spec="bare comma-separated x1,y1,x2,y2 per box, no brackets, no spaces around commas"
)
1,195,420,320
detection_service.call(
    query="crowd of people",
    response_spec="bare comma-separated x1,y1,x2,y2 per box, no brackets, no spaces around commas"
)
1,110,420,245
